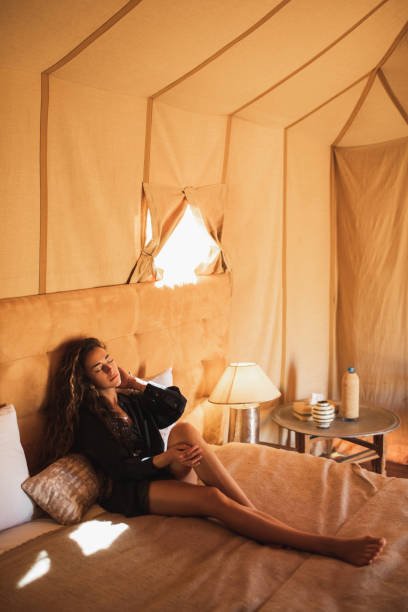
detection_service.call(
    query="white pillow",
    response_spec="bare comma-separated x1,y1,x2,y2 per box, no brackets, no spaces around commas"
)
149,367,173,389
149,369,175,448
0,405,34,531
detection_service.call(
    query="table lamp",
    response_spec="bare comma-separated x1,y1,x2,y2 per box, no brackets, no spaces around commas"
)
208,362,281,443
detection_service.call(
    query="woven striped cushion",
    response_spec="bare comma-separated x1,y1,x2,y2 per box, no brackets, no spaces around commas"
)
22,454,101,525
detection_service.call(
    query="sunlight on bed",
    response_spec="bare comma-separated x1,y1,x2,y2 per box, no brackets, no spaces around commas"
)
69,519,129,556
146,205,220,287
17,550,50,588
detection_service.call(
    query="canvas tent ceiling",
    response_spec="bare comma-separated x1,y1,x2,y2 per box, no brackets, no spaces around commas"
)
1,0,407,460
2,1,406,118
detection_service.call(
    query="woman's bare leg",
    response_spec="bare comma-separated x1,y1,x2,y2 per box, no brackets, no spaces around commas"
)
167,424,342,531
168,423,304,529
148,480,385,566
167,422,255,507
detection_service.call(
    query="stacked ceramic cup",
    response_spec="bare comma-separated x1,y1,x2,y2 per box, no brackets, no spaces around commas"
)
311,400,335,428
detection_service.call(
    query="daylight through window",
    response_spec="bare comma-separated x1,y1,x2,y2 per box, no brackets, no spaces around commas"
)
145,204,220,287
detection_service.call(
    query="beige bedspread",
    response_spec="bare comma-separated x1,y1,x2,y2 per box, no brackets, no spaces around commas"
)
1,444,407,611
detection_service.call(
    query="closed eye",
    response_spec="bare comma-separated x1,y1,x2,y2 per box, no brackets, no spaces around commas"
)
91,355,114,372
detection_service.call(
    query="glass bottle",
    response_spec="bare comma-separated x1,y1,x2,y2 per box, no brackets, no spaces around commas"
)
340,367,359,420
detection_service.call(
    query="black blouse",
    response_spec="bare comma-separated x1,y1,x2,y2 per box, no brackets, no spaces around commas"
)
75,384,186,483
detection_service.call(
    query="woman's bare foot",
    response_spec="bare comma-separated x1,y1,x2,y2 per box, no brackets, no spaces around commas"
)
329,536,386,566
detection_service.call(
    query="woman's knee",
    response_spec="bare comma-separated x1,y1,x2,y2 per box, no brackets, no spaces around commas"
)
169,421,203,446
201,486,227,514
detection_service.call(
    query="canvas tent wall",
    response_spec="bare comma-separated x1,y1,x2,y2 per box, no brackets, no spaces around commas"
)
1,0,407,462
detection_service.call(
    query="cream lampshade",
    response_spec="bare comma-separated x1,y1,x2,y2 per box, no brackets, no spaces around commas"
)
209,362,281,443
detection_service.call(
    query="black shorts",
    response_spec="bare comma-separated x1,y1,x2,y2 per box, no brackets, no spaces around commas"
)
100,469,173,517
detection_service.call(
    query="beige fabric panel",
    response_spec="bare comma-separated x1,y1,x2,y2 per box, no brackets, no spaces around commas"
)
284,83,367,401
46,77,146,292
224,118,283,388
0,276,231,471
0,69,40,298
334,138,408,463
338,76,408,146
160,0,394,115
238,1,406,127
0,0,125,72
53,0,277,96
149,102,226,187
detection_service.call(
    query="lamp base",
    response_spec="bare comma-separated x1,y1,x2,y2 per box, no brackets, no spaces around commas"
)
228,403,260,444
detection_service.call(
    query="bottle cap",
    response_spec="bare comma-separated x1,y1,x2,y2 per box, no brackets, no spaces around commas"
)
347,367,355,373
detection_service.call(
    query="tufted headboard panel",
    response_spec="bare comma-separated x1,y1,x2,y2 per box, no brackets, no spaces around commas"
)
0,275,231,471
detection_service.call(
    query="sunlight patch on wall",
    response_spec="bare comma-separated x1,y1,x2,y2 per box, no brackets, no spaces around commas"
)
69,519,129,556
145,205,220,287
17,550,50,588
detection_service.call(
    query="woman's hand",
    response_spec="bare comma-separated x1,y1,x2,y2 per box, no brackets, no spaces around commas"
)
153,444,203,469
168,444,203,467
118,367,146,391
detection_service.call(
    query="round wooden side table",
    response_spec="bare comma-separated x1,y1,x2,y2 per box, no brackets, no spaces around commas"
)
271,404,400,475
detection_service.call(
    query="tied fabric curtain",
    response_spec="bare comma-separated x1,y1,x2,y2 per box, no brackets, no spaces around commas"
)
130,183,187,282
184,184,229,275
129,182,229,283
334,137,408,463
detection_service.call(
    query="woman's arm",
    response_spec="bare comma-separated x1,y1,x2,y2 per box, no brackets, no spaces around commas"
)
119,368,187,429
142,383,187,428
118,366,186,428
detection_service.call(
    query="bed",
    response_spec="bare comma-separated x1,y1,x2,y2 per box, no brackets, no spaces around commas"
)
1,278,407,611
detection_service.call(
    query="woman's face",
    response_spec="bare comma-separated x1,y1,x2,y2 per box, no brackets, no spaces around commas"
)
84,346,121,390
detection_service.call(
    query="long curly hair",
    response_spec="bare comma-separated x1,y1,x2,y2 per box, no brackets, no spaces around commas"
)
42,337,110,466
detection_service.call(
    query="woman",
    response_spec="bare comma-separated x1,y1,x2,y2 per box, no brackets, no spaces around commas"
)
44,337,385,566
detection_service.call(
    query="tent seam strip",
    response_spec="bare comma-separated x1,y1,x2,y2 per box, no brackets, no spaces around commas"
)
143,97,153,183
43,0,144,75
332,21,408,145
39,74,49,294
286,71,370,131
378,68,408,124
279,129,288,397
332,71,377,146
328,149,338,398
232,0,390,116
151,0,292,100
221,116,232,184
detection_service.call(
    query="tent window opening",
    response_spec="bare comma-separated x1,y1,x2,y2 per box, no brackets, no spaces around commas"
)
145,204,220,288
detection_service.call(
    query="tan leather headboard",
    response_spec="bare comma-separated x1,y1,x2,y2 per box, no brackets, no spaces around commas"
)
0,275,231,471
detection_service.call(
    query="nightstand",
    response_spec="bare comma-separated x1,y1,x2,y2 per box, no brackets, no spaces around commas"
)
270,403,400,475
